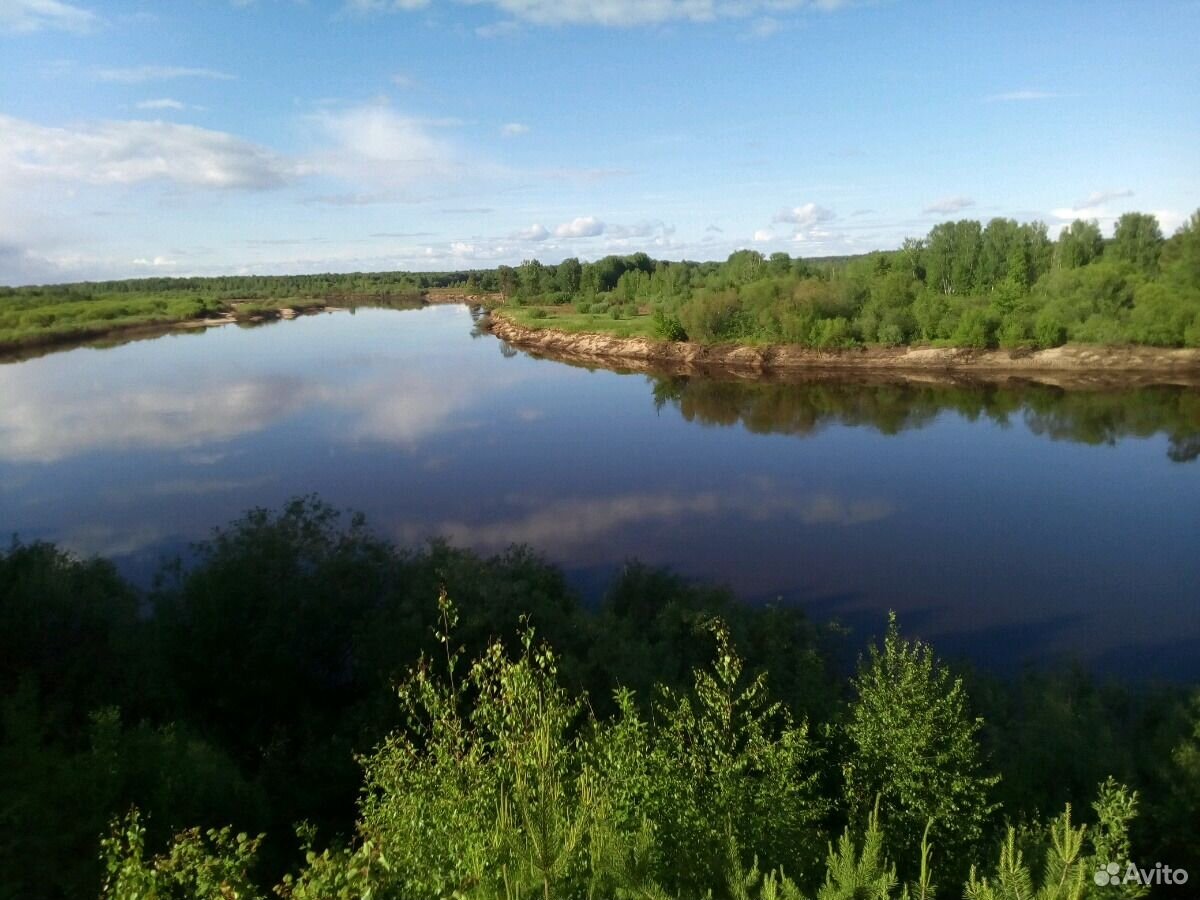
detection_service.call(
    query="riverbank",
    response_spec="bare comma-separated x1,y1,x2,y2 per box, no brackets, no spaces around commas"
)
0,302,327,361
487,312,1200,385
0,291,500,361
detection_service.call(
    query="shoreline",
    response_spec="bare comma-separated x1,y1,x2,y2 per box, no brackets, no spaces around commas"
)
0,291,503,362
487,314,1200,388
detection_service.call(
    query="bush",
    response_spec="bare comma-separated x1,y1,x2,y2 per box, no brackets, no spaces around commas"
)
877,322,905,346
1034,312,1068,348
811,316,858,349
997,315,1032,349
950,308,995,349
1127,282,1198,346
652,307,688,341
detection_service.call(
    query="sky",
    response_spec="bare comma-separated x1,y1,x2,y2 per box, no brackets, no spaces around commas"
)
0,0,1197,285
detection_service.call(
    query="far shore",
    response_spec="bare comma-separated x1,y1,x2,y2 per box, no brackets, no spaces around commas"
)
487,312,1200,388
8,297,1200,389
0,291,498,362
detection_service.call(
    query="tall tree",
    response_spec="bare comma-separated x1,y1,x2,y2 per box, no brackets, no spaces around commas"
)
556,257,582,294
924,220,982,295
1055,219,1105,270
1111,212,1164,273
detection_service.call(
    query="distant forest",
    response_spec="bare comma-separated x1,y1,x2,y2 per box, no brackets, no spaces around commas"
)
492,210,1200,350
2,210,1199,352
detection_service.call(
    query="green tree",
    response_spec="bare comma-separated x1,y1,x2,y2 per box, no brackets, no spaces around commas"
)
843,614,999,880
1111,213,1164,274
925,221,983,295
557,257,583,294
1160,209,1200,288
1055,220,1104,270
768,252,793,276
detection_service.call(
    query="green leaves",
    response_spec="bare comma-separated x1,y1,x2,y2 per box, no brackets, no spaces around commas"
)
843,614,999,882
100,810,266,900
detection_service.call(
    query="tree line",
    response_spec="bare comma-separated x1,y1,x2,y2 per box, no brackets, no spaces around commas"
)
501,210,1200,350
2,498,1197,898
4,210,1198,354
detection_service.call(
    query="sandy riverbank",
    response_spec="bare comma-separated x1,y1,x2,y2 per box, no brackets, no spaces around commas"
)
486,315,1200,388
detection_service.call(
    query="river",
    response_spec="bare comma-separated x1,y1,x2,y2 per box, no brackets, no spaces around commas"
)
2,304,1197,677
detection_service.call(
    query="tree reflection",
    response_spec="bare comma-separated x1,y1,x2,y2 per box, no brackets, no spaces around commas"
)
650,375,1200,461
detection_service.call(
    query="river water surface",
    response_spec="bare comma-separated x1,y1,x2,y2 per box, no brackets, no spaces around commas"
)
2,305,1197,677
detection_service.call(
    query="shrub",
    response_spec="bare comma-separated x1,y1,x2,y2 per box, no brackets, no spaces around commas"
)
997,315,1033,349
652,307,688,341
877,322,905,347
811,316,858,349
1034,312,1068,348
951,308,995,349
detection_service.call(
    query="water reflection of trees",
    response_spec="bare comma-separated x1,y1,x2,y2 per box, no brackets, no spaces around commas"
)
650,376,1200,461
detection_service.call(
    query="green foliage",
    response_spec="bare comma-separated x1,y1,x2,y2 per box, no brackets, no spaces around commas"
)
602,621,826,896
843,613,999,880
94,610,1156,900
3,501,1195,899
7,209,1199,356
950,307,996,349
964,811,1088,900
1110,213,1164,275
481,208,1198,351
100,810,265,900
652,306,688,341
1055,220,1105,270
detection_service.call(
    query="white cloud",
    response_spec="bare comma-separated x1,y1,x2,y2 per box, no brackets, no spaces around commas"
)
307,103,463,188
390,72,418,88
0,0,97,33
769,203,837,241
0,114,294,189
554,215,605,238
513,223,550,241
922,195,975,215
346,0,851,27
747,16,782,37
95,65,235,83
135,98,186,110
772,202,835,228
345,0,430,11
501,121,529,136
463,0,845,27
1075,188,1133,209
606,219,674,240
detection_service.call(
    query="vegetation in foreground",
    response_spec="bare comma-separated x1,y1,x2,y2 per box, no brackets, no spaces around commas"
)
3,209,1199,358
2,498,1198,899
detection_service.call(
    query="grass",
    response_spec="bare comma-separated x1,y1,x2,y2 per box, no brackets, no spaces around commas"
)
0,293,226,351
0,291,427,354
499,305,660,340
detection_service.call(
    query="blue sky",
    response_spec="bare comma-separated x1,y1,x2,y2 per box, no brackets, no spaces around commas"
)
1,0,1197,284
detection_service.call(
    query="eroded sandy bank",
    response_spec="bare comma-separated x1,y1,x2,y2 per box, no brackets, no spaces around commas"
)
487,315,1200,388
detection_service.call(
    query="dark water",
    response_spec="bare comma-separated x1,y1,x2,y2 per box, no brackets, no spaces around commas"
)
2,305,1198,678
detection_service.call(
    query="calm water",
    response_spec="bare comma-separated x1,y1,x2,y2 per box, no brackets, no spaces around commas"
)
2,305,1198,678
